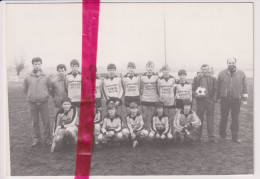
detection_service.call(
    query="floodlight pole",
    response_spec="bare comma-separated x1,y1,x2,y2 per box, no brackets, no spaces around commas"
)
163,5,167,66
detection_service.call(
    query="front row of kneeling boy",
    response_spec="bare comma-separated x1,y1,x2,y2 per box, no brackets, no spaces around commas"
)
51,98,201,152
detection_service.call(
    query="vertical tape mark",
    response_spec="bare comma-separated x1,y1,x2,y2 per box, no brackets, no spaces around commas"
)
75,0,100,178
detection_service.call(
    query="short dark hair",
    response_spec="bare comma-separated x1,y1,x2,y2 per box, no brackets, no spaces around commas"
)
107,63,116,70
227,57,237,63
70,59,80,67
201,64,209,69
162,64,170,71
146,61,154,67
61,97,72,105
178,69,187,76
127,62,136,69
129,102,138,109
56,64,66,71
31,57,42,64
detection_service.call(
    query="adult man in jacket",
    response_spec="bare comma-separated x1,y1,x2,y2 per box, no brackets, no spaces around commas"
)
23,57,52,147
192,64,218,142
217,57,248,143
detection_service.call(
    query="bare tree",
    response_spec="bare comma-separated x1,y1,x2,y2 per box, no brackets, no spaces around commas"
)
15,57,25,76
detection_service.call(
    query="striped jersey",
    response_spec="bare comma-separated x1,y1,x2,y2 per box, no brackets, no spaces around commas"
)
65,72,82,102
151,113,171,134
103,76,123,100
175,81,192,101
173,110,201,132
95,77,102,99
53,106,78,134
126,113,144,132
157,75,176,106
122,74,140,97
140,73,159,102
101,114,122,133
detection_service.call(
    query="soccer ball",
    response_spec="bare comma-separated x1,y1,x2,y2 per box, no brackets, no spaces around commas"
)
196,87,206,97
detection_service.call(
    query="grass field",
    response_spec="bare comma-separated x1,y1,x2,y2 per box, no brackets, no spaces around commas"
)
8,78,253,176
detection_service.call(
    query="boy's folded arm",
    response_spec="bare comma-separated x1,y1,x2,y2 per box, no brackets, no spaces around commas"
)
173,112,183,132
101,120,107,134
162,118,170,135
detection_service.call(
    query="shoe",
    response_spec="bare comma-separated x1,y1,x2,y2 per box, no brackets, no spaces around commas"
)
232,139,242,143
133,140,138,148
31,141,40,147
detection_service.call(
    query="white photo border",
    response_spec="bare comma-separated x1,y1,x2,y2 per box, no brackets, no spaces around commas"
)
0,0,258,179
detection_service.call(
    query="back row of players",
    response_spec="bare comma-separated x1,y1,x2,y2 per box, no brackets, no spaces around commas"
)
49,58,248,151
51,60,205,151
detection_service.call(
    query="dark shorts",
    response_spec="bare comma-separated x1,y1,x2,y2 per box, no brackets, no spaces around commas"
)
156,129,168,135
175,99,184,109
164,105,175,109
106,97,123,106
124,96,140,107
95,98,102,108
71,102,81,108
141,101,157,107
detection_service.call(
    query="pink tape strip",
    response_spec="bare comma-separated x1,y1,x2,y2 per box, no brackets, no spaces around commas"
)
74,0,100,178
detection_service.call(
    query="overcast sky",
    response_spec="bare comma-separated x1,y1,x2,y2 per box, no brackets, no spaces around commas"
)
6,2,253,74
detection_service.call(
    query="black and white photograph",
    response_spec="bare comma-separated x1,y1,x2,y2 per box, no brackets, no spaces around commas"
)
1,0,256,177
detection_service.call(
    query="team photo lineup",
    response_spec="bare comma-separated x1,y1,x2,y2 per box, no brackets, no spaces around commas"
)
23,56,248,152
4,2,253,175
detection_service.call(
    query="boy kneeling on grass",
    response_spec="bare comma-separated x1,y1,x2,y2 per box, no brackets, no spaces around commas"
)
149,102,173,143
173,99,201,143
51,97,78,152
98,101,123,146
122,102,149,148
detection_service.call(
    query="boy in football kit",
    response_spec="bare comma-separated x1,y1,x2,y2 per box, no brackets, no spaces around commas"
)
157,65,176,122
149,102,173,142
102,64,124,109
51,98,78,152
122,62,141,113
65,59,82,108
140,61,159,130
175,69,193,109
173,100,201,143
122,102,149,148
98,102,123,145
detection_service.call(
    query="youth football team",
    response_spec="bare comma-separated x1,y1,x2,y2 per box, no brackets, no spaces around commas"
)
23,57,248,152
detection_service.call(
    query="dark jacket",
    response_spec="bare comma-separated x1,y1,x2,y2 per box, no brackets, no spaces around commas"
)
50,74,68,108
192,73,218,102
217,69,247,99
23,70,51,103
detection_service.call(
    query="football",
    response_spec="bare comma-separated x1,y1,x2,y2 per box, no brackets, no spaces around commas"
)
196,87,207,96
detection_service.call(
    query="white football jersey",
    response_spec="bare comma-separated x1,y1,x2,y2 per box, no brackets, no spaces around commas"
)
95,77,102,99
101,114,122,133
122,74,140,97
175,81,192,101
157,76,176,106
151,113,171,134
65,72,81,102
103,76,123,99
140,73,159,102
126,113,144,132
